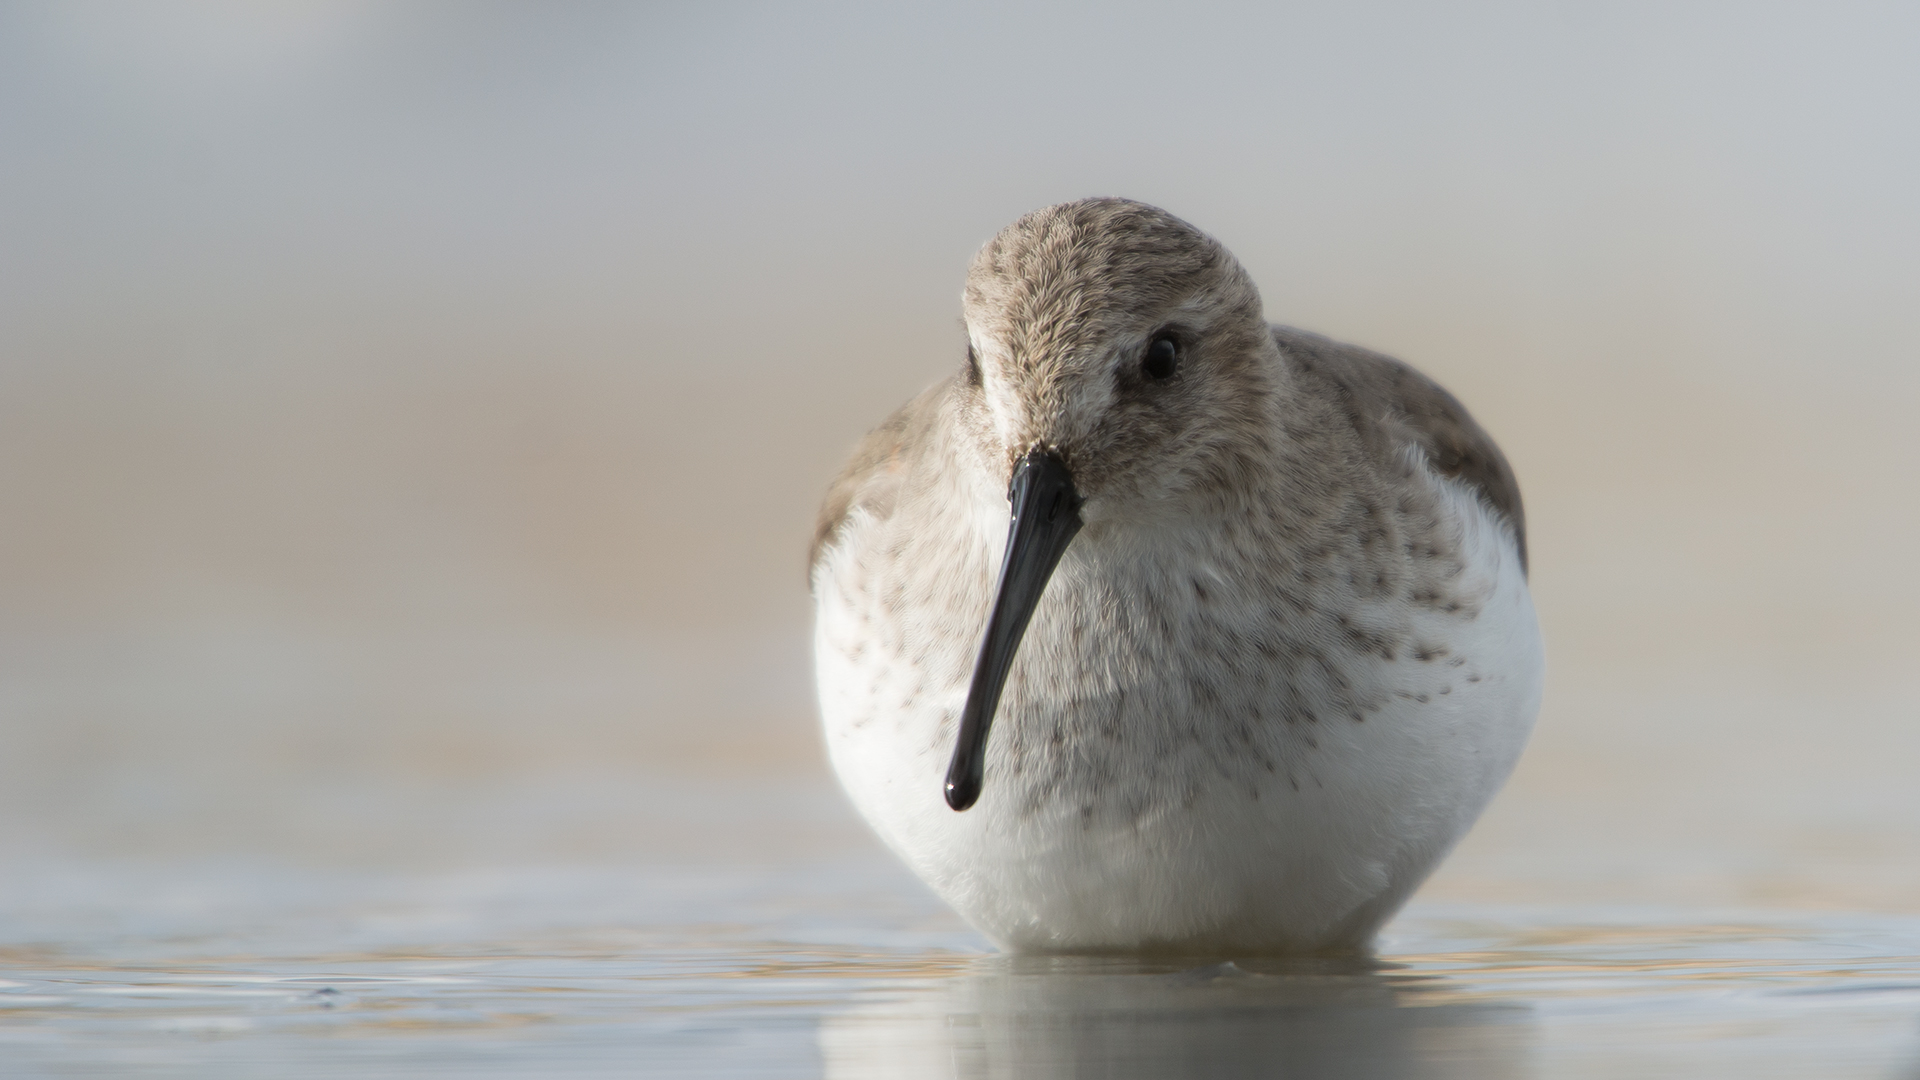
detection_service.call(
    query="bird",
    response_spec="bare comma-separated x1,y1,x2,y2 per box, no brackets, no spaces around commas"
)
809,198,1542,955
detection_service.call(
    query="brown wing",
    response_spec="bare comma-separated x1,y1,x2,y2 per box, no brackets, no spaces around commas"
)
808,380,949,578
1274,326,1528,574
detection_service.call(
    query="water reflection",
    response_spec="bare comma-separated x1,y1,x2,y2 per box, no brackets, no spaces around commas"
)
9,881,1920,1077
822,956,1532,1080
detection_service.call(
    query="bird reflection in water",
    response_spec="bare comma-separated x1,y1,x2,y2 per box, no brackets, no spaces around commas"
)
820,954,1533,1079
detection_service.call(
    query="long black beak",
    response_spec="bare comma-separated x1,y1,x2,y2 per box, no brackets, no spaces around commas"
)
944,449,1084,811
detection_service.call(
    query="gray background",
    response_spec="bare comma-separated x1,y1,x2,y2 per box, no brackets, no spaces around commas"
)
2,1,1916,909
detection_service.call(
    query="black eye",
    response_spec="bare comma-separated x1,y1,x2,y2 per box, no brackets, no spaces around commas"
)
1142,335,1179,380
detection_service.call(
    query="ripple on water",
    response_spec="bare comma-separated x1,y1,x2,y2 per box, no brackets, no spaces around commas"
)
2,860,1920,1079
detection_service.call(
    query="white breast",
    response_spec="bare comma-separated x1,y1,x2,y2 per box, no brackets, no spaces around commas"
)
813,474,1542,954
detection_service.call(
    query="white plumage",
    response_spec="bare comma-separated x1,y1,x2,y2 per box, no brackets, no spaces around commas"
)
811,199,1542,954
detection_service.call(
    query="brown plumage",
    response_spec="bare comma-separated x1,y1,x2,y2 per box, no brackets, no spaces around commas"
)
813,325,1525,575
809,198,1541,954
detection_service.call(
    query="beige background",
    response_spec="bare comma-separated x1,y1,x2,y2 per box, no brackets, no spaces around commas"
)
2,2,1916,910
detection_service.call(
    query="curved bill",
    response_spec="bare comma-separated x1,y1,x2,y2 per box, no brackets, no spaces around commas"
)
944,448,1084,811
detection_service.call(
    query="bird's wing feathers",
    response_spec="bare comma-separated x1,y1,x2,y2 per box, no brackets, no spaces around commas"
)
809,379,950,577
1273,326,1527,573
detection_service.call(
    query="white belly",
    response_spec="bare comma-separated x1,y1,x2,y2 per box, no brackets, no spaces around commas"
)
813,481,1543,954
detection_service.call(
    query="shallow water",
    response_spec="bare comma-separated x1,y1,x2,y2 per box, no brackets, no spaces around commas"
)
7,791,1920,1080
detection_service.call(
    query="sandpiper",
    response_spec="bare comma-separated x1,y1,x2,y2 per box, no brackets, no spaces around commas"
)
810,199,1542,954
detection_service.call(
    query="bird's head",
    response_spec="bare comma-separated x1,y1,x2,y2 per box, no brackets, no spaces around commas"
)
944,198,1282,810
958,198,1280,509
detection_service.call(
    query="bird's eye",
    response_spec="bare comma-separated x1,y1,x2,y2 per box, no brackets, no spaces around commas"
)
1142,335,1179,380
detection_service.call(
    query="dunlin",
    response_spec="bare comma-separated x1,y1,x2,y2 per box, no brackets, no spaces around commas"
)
810,199,1542,954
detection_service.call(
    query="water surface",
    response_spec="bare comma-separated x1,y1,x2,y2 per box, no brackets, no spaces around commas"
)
5,775,1919,1079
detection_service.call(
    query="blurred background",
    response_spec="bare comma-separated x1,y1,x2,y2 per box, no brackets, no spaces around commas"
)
1,1,1917,913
